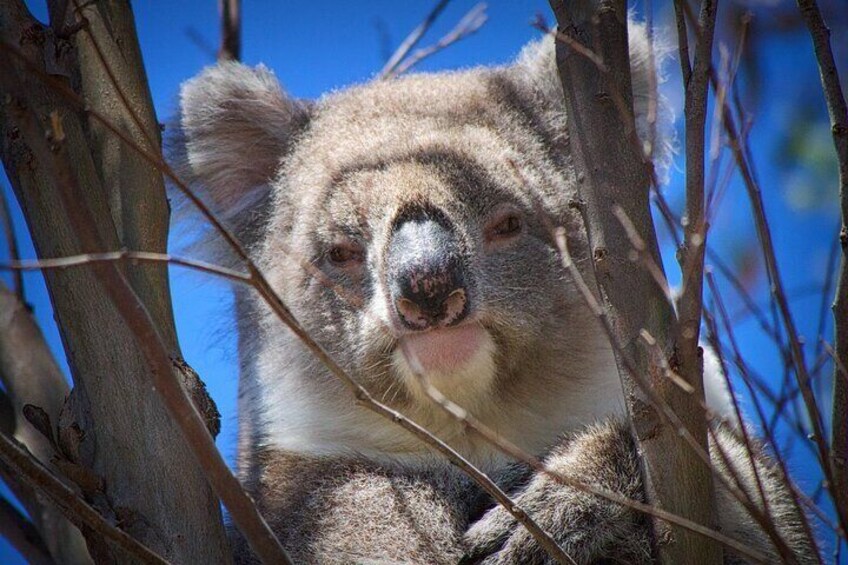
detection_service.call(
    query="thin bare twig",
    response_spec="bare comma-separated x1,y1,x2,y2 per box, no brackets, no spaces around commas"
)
531,14,607,71
705,273,823,558
680,0,845,539
673,1,717,469
701,307,772,517
380,0,451,78
716,32,842,541
822,340,848,388
0,251,250,285
796,0,848,536
813,227,840,388
390,3,487,77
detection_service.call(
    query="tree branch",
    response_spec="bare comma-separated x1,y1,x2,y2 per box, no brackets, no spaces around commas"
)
674,0,717,449
681,0,847,536
388,3,487,77
379,0,451,79
0,281,93,564
0,189,22,300
546,1,720,562
0,2,231,559
218,0,241,61
0,76,290,564
0,496,54,565
0,430,168,564
796,0,848,536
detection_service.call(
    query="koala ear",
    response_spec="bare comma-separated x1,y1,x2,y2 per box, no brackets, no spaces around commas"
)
176,62,311,224
510,21,674,180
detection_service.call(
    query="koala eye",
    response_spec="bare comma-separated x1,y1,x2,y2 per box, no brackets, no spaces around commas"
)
327,241,365,266
485,212,523,242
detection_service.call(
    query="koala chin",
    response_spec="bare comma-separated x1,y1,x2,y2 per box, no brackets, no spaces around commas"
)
176,20,817,565
393,324,499,410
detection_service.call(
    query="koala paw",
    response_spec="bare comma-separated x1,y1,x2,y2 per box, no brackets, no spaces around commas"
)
462,420,652,565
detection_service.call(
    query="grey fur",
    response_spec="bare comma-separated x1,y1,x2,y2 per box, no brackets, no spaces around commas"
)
463,421,816,564
176,23,816,565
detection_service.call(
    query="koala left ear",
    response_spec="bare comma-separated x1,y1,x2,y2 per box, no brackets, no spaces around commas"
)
176,62,312,224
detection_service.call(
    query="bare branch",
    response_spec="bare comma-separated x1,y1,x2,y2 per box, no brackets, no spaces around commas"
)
1,80,291,565
0,496,54,565
388,3,487,78
546,1,719,561
380,0,451,78
0,1,233,558
674,0,717,433
0,431,168,564
704,274,823,557
695,7,845,540
218,0,241,61
0,282,94,564
796,0,848,534
0,189,22,300
0,250,251,285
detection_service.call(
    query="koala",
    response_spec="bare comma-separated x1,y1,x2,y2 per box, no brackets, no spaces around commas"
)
176,22,816,565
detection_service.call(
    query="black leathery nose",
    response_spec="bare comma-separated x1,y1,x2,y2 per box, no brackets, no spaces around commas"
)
387,210,469,330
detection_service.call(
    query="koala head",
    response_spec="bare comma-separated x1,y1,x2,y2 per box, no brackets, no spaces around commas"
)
177,33,660,460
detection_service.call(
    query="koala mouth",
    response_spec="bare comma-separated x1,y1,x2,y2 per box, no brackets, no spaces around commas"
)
399,324,485,374
392,324,497,408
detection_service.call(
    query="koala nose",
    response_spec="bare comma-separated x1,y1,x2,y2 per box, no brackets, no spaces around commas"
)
387,211,470,330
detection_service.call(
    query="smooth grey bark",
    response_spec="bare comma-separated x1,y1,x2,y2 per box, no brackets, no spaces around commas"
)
546,1,720,563
0,1,230,562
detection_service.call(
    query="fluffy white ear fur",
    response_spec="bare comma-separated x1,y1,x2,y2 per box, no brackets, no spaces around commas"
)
513,20,675,182
177,62,311,224
702,343,741,427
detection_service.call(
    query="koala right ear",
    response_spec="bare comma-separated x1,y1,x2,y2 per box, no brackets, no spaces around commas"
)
176,62,311,224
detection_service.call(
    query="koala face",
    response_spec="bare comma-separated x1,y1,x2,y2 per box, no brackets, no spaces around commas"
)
258,64,614,421
178,39,632,462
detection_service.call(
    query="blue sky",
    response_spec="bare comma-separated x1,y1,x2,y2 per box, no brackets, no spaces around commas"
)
2,0,845,562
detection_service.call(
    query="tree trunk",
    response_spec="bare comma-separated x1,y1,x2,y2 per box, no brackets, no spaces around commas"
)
547,1,721,562
0,2,230,562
